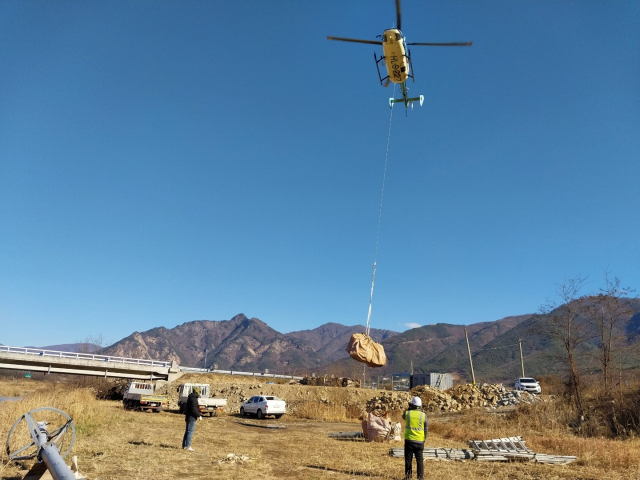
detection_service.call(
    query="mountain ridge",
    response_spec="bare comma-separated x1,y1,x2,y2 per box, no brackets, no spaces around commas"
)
100,313,535,378
98,299,640,383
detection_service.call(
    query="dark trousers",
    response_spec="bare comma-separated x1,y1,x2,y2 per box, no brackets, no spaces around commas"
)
182,418,196,448
404,440,424,480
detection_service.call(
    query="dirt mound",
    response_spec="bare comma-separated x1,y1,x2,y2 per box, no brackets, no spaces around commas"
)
157,373,382,416
158,374,540,419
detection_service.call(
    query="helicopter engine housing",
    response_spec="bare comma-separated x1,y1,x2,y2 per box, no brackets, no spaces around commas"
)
381,28,410,84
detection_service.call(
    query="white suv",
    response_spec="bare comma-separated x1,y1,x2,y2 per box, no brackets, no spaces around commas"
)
514,377,541,394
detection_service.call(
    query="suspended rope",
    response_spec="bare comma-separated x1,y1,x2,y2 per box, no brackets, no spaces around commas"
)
365,85,395,337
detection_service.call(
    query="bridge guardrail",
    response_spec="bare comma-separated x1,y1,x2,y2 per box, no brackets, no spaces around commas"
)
0,346,170,368
1,346,304,380
180,366,303,380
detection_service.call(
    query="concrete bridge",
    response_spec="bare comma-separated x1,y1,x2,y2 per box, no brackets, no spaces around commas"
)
0,346,182,381
0,346,304,382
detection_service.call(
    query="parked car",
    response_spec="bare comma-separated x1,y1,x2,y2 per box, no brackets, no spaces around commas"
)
514,377,541,394
240,395,286,419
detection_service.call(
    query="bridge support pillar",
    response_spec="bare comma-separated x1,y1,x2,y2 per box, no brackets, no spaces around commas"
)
167,360,183,383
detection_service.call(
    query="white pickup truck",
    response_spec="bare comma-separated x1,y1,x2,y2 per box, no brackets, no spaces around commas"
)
177,383,227,417
123,382,168,412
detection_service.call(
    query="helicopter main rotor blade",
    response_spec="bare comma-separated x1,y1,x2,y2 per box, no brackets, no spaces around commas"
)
406,41,473,46
327,36,382,45
396,0,402,31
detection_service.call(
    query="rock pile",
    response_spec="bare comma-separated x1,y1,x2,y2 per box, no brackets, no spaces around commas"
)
301,376,361,388
446,384,540,410
218,453,256,464
493,389,541,407
155,383,180,409
365,391,412,417
365,384,541,415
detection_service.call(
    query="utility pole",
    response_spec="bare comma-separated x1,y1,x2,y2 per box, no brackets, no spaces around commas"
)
204,348,208,370
465,329,476,385
518,338,525,377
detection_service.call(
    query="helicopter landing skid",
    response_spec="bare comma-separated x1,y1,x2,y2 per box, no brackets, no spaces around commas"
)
389,95,424,109
374,52,389,86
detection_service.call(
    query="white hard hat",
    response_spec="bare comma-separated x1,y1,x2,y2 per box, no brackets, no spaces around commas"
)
410,396,422,407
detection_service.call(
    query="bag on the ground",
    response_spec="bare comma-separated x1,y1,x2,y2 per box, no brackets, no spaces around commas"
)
364,412,391,442
346,333,386,367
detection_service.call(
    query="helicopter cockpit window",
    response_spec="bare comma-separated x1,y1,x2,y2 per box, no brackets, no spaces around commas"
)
383,34,387,42
395,33,401,41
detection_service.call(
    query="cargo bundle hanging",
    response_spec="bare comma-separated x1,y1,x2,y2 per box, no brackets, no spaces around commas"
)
346,333,387,368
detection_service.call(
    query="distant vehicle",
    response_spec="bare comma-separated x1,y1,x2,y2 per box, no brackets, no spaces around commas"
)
240,395,286,420
177,383,227,417
514,377,541,394
123,382,167,412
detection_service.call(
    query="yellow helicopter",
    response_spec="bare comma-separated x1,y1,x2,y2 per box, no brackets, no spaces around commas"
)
328,0,472,109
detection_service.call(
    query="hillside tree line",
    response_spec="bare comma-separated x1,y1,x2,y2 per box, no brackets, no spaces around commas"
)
540,272,637,418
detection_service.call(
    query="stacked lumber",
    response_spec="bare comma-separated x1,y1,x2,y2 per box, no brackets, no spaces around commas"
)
389,448,474,461
468,437,576,465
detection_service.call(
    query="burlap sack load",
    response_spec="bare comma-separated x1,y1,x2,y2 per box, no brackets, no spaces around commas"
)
346,333,386,368
360,413,399,442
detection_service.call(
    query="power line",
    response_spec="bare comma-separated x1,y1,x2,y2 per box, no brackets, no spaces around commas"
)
471,342,520,358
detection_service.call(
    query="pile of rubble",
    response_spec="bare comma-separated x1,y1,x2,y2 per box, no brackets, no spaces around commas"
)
218,453,256,464
155,383,180,410
365,384,541,415
301,376,361,388
446,384,541,410
365,391,412,416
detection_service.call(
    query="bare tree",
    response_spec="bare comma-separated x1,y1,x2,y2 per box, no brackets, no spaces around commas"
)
584,272,635,396
540,276,589,415
77,334,104,354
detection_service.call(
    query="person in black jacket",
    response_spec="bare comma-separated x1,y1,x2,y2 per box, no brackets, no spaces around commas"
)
182,386,203,451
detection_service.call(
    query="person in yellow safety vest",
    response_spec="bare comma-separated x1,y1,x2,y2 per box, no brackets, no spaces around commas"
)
403,396,428,480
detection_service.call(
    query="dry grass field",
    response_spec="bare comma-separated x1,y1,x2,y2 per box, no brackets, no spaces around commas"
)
2,377,640,480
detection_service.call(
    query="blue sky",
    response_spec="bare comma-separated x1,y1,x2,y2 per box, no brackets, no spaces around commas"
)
1,1,639,348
